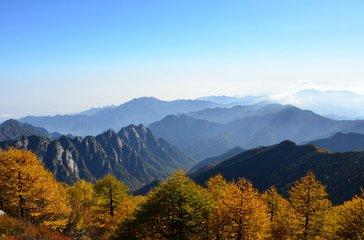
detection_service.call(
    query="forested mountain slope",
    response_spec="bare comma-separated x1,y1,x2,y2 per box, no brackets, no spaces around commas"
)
192,140,364,203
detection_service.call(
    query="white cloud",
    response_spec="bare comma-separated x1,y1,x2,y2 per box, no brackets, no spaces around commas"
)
293,79,333,91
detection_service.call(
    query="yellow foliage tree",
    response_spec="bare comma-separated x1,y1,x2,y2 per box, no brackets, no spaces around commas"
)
113,171,213,240
288,172,331,240
103,196,144,240
208,176,270,240
0,149,70,230
206,174,231,240
93,174,129,236
263,187,295,240
334,191,364,240
67,180,95,238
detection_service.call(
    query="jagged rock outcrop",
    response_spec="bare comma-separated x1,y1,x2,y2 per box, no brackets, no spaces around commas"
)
0,124,195,190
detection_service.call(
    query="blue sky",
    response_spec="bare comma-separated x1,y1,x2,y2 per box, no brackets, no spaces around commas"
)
1,0,364,117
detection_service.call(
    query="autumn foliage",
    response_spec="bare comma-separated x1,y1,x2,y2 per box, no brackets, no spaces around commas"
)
0,149,70,230
0,149,363,240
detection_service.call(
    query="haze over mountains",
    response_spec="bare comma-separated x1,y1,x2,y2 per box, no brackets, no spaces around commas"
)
1,88,364,201
199,89,364,120
12,89,364,137
20,97,219,136
150,104,364,160
7,89,364,162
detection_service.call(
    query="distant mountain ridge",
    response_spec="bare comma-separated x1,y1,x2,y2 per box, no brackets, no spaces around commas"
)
192,140,364,203
189,146,244,174
149,114,232,160
150,104,364,160
20,97,219,136
0,119,59,141
0,124,195,190
187,103,287,124
200,89,364,119
309,132,364,152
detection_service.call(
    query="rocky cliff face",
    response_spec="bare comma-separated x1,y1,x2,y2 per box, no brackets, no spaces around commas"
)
0,124,195,190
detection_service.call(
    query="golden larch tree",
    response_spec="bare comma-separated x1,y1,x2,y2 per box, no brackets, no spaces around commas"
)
113,171,213,240
208,176,270,240
93,174,129,235
66,179,95,238
263,186,295,240
334,191,364,240
289,171,332,240
0,148,70,230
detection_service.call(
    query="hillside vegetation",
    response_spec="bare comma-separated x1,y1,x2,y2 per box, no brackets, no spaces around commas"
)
0,149,363,240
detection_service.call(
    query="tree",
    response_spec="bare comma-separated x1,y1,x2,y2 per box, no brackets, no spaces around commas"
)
334,191,364,240
263,187,295,240
288,172,331,240
106,196,145,240
94,174,129,217
206,174,231,240
208,176,270,240
66,180,95,238
93,174,129,236
114,171,212,240
0,149,70,230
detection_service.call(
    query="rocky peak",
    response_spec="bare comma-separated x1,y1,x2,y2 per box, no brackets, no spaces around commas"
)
0,125,195,190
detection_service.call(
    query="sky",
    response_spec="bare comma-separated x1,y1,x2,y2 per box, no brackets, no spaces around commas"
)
1,0,364,118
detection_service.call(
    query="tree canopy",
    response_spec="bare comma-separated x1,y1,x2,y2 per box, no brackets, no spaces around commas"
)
0,149,362,240
0,149,70,230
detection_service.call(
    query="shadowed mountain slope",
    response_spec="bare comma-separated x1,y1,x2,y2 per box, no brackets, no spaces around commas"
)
189,146,244,175
0,119,59,141
192,140,364,203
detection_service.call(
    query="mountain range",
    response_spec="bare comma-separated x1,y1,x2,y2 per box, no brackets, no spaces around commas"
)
150,104,364,160
1,117,363,203
0,124,195,190
199,89,364,119
11,89,364,138
2,91,364,201
192,140,364,203
20,97,219,136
